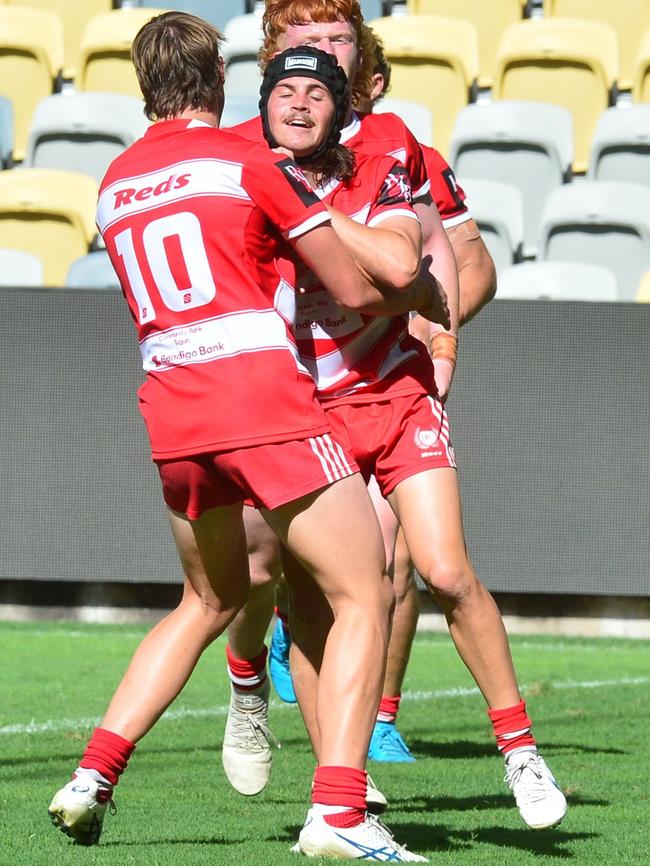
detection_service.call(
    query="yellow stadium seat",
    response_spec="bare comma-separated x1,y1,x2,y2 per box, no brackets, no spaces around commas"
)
407,0,526,89
492,18,619,173
368,15,479,158
545,0,650,91
0,6,64,161
633,29,650,103
75,8,167,96
0,169,98,286
637,271,650,302
8,0,113,81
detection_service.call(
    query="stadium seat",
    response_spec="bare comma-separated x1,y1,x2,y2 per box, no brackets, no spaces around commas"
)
222,9,264,102
544,0,650,92
0,168,98,286
374,98,434,146
75,8,167,96
588,106,650,187
406,0,526,89
636,270,650,302
458,177,524,275
537,181,650,300
8,0,113,81
367,15,478,158
123,0,254,32
65,250,120,290
0,248,43,287
0,96,14,169
632,29,650,104
492,18,619,173
23,93,149,183
497,261,617,301
448,101,573,257
0,6,64,162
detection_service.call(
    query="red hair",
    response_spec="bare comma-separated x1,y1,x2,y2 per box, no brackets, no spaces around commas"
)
260,0,373,105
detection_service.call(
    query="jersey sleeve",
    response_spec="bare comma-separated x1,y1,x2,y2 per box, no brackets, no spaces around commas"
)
398,123,431,202
421,145,469,228
242,143,330,239
367,156,419,228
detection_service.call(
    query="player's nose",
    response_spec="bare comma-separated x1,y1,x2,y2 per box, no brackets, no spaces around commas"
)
313,37,336,55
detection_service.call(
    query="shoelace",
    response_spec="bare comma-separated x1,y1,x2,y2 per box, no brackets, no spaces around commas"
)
505,756,553,804
230,698,282,751
367,814,417,858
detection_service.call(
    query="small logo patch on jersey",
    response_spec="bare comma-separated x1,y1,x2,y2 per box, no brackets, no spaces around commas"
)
277,158,320,206
377,165,413,207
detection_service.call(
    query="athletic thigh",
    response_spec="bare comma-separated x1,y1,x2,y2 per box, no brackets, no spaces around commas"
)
166,503,250,610
262,473,387,605
388,467,468,579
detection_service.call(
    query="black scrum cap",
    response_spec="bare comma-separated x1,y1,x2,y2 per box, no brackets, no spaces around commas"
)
259,46,349,163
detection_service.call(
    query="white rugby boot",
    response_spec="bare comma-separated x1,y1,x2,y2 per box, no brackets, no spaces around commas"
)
48,772,115,845
222,679,279,795
297,810,428,861
504,749,568,830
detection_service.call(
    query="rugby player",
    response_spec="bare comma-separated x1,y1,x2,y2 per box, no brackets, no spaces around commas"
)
220,0,567,835
46,13,440,859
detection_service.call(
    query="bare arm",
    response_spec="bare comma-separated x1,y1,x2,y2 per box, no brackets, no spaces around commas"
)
448,218,497,326
325,206,421,291
413,194,460,400
290,223,422,315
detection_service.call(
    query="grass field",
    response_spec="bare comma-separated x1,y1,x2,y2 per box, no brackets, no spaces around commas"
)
1,620,649,865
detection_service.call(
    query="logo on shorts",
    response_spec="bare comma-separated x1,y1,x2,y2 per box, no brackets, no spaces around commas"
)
414,426,440,450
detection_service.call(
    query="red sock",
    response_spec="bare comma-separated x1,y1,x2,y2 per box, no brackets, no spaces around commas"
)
312,766,366,828
488,699,536,755
78,727,136,787
274,606,290,632
377,695,401,724
226,644,268,691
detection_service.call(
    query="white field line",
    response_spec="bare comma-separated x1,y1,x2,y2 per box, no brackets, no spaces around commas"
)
2,675,649,737
2,629,646,653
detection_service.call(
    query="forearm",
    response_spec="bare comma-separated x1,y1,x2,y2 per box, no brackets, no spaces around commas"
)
326,205,421,291
448,221,497,326
415,199,459,335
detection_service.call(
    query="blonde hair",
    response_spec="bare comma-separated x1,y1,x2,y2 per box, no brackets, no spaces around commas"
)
131,11,224,120
260,0,373,106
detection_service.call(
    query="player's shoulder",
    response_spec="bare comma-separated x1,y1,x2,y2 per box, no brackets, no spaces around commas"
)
419,143,451,175
353,150,404,185
358,110,410,138
228,115,263,141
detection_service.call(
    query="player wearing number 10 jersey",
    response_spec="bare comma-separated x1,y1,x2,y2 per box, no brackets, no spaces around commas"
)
48,13,445,851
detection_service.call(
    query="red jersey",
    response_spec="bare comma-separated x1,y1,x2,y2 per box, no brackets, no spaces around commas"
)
290,152,435,405
233,112,431,202
96,119,332,460
421,144,469,229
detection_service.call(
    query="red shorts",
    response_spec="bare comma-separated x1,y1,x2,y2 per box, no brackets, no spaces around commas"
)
157,434,359,519
323,391,456,497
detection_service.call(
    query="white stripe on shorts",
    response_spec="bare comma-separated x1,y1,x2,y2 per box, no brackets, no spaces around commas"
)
309,435,353,483
427,396,456,467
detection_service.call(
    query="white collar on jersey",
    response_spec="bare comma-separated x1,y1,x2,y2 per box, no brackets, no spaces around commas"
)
339,112,361,145
187,118,213,128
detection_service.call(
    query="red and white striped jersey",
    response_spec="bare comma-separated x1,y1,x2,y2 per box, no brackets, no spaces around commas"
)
288,152,435,405
233,112,431,202
96,118,332,459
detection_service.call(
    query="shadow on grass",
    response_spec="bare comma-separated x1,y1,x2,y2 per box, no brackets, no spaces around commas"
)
404,738,626,760
382,791,608,812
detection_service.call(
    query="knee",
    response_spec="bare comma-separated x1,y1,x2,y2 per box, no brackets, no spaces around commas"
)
181,581,249,642
419,556,480,610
